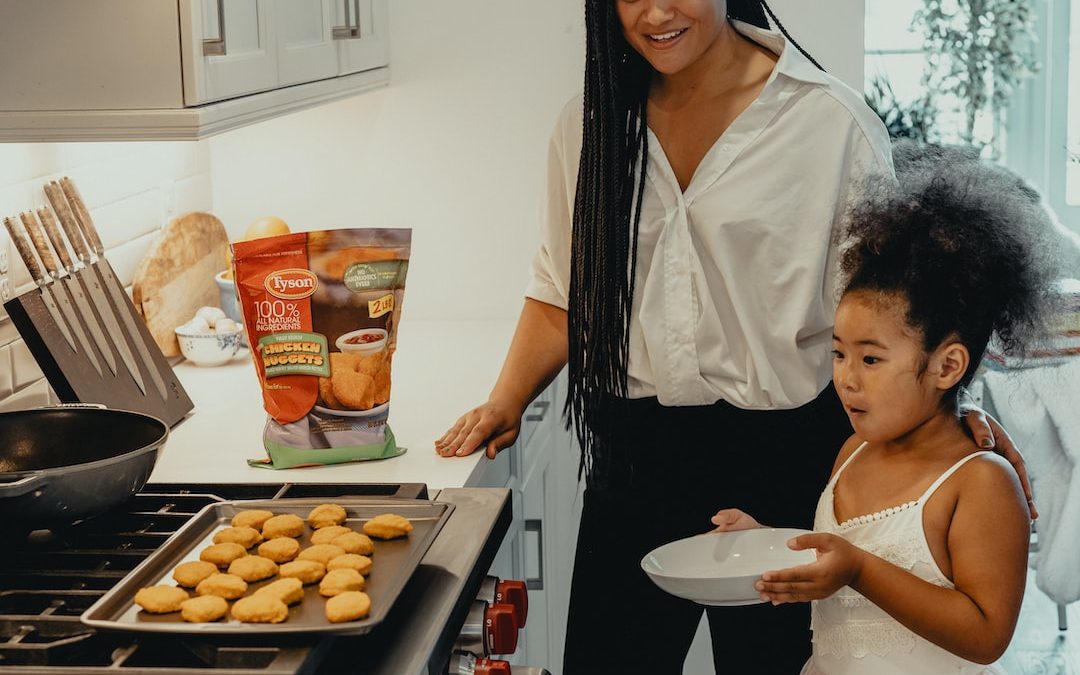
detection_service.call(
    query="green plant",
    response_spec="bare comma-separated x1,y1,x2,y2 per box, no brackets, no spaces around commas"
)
915,0,1038,150
865,74,939,143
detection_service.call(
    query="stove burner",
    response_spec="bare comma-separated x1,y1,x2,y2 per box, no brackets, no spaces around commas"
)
0,482,426,673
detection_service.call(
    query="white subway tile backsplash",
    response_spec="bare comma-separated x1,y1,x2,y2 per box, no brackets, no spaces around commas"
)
174,175,213,216
9,338,42,391
89,188,164,251
108,231,162,289
0,145,66,187
0,377,52,412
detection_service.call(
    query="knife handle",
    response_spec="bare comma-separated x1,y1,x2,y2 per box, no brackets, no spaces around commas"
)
44,182,92,264
19,212,60,278
37,207,75,272
60,177,106,256
3,216,46,284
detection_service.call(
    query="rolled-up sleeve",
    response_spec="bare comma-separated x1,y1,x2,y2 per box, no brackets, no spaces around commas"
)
524,97,582,310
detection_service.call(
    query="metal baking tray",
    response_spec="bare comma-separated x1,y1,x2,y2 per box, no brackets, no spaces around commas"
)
80,497,454,635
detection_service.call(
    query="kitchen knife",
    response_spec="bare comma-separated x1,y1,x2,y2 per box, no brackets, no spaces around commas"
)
37,205,147,397
42,184,119,379
5,214,102,376
58,178,168,402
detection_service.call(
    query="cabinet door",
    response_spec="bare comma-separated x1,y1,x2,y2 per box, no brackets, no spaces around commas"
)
274,0,339,86
333,0,390,75
521,460,550,668
181,0,277,105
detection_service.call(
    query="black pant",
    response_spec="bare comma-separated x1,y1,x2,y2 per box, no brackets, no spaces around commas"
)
562,386,851,675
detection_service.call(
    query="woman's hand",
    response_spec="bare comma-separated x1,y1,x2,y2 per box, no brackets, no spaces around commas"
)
755,532,865,604
710,509,764,532
435,399,522,459
960,406,1037,519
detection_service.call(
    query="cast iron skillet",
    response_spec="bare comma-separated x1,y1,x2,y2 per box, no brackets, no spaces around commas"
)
0,406,168,528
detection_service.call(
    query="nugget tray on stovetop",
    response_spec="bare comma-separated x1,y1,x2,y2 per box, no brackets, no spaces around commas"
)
81,497,454,635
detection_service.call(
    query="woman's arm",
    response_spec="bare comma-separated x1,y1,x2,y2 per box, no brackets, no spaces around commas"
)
435,298,568,458
758,454,1029,664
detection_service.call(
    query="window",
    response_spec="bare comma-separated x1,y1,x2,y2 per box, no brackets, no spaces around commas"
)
866,0,1079,231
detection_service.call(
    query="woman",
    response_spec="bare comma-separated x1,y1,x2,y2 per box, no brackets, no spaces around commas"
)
436,2,1034,672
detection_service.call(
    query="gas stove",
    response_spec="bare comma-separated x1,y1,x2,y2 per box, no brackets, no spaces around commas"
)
0,482,512,674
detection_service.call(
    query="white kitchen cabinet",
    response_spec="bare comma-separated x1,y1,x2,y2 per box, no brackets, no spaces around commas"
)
0,0,389,141
471,371,582,673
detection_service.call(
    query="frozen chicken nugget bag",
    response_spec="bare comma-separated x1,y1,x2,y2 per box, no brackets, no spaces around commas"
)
233,229,410,468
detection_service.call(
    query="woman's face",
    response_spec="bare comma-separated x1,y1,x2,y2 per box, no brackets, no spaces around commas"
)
615,0,729,75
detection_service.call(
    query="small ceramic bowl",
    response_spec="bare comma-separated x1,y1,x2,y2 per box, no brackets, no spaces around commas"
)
175,327,243,367
335,328,387,355
214,270,243,324
641,528,815,606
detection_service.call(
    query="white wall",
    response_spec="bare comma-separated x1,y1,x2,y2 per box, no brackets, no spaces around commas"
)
209,1,864,323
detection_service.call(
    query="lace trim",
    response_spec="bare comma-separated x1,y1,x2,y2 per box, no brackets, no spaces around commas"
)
813,618,919,659
836,500,918,532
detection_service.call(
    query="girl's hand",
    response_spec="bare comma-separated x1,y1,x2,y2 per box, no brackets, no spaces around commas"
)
435,399,522,459
710,509,763,532
755,532,865,604
960,406,1037,519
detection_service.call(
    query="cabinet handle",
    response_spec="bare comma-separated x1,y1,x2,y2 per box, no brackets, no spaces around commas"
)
202,0,227,56
525,400,551,423
333,0,363,39
525,519,544,590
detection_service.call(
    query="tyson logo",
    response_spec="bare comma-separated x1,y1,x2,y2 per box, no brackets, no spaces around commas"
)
265,269,318,299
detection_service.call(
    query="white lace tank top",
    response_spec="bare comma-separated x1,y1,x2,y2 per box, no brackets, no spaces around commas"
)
800,443,1007,675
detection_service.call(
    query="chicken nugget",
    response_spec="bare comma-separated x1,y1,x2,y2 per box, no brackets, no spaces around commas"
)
172,560,218,588
262,514,304,539
319,568,365,597
308,503,347,529
232,509,275,530
213,526,263,549
231,594,288,624
228,555,279,582
311,525,353,545
258,536,301,563
180,594,228,623
318,375,343,409
331,370,375,410
134,585,188,613
327,553,372,576
325,591,371,623
255,577,305,606
279,560,326,584
195,573,248,600
372,359,391,405
355,352,385,376
200,542,248,568
332,532,374,556
362,513,413,540
297,544,347,567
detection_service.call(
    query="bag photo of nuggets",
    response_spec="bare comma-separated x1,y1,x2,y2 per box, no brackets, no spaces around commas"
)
233,229,411,469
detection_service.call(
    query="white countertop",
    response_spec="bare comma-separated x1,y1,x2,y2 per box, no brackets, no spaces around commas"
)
149,318,516,490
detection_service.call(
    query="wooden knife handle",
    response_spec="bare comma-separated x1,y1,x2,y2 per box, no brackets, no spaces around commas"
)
19,211,59,278
44,181,92,264
3,216,45,284
37,207,74,272
60,177,105,256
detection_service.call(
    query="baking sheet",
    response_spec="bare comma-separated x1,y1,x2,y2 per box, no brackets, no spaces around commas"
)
80,497,454,635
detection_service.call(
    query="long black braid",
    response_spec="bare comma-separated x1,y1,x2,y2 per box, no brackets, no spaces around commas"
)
566,0,824,486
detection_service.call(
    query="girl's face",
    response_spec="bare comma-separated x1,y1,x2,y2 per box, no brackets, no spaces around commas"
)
832,291,965,443
615,0,729,75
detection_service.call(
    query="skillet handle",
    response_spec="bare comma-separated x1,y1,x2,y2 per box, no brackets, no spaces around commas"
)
0,474,46,497
42,403,107,410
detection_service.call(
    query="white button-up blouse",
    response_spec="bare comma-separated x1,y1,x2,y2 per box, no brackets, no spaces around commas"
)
525,22,894,410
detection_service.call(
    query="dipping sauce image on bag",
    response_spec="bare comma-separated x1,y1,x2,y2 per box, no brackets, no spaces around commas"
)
232,229,411,468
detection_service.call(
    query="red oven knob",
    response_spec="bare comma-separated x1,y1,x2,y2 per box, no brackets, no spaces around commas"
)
474,658,512,675
484,603,518,655
495,579,528,628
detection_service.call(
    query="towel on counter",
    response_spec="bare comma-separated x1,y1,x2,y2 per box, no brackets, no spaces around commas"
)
977,359,1080,605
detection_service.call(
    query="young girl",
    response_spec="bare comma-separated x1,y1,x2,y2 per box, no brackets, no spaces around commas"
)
713,143,1055,674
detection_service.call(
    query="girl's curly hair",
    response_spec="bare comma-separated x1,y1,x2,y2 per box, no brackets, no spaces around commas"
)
840,140,1057,391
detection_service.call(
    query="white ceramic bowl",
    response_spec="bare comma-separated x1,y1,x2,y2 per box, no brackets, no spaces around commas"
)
335,328,387,355
641,528,815,606
175,327,243,367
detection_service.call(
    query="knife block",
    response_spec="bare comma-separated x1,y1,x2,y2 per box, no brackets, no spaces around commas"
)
4,287,194,427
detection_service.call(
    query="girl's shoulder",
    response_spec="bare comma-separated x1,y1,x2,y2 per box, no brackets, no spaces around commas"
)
828,434,866,479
